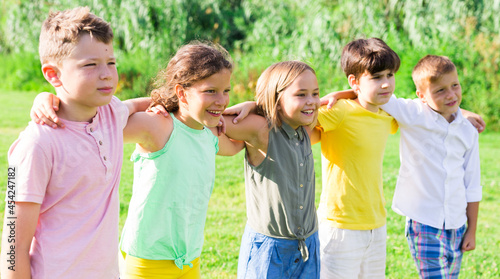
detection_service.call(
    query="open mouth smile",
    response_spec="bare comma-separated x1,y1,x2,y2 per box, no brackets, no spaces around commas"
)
207,110,223,117
301,109,315,115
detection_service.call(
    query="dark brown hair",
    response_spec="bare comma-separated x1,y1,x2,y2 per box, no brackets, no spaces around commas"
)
150,41,233,112
39,7,113,64
341,37,400,80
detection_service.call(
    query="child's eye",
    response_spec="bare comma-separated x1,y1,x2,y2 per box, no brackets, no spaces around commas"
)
224,89,231,94
205,90,216,93
84,63,96,67
313,92,320,97
388,73,394,77
108,62,116,66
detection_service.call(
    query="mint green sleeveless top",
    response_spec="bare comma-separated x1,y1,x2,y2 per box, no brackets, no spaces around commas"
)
120,113,219,269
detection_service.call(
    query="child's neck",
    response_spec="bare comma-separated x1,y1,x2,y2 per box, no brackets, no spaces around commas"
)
355,98,380,113
173,109,204,130
57,99,98,123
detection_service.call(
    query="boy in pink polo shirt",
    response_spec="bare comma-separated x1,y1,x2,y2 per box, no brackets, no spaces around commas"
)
0,7,137,279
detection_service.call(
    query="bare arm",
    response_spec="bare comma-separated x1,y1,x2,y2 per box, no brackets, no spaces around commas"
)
1,202,41,279
224,114,269,166
320,89,356,109
462,201,479,252
123,112,173,153
209,127,245,156
223,101,257,124
308,126,321,145
123,97,153,117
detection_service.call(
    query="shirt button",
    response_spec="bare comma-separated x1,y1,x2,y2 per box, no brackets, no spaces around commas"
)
296,143,299,146
298,227,301,230
300,163,303,167
99,140,103,145
300,184,303,188
103,156,107,161
299,205,303,210
90,128,93,132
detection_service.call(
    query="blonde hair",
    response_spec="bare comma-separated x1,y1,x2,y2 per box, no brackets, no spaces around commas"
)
255,61,315,129
412,55,456,91
39,7,113,64
149,41,233,112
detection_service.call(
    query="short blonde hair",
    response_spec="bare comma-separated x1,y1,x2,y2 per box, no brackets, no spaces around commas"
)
255,61,315,129
412,55,456,91
39,7,113,64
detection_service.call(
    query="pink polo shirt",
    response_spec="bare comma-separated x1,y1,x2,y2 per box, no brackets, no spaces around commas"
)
8,96,128,279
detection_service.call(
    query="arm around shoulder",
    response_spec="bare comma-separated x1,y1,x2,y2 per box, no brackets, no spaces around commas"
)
223,114,269,147
123,112,174,153
209,127,245,156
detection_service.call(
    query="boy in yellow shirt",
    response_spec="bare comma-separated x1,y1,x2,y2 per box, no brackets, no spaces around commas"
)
313,38,399,279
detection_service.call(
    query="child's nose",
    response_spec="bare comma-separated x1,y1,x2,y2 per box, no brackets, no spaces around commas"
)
100,66,113,80
215,93,229,106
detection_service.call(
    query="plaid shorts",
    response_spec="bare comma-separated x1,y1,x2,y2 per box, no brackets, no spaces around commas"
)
406,218,466,279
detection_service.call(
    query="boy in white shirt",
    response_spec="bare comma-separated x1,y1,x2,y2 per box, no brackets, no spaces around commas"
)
381,55,481,279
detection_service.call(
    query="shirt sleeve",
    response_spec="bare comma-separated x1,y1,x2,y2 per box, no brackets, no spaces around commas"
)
7,133,51,204
317,101,346,132
463,131,482,202
110,96,130,130
381,95,420,127
390,118,399,134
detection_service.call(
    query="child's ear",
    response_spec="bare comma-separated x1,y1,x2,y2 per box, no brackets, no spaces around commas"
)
175,84,188,105
416,90,426,103
348,74,359,92
42,64,62,87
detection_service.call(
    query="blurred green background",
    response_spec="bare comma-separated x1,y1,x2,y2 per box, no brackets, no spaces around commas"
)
1,0,499,130
1,1,499,277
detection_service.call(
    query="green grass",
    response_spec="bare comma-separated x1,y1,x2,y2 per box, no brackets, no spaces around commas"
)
1,90,499,278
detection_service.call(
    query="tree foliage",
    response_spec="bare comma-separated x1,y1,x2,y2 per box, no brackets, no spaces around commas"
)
1,0,499,129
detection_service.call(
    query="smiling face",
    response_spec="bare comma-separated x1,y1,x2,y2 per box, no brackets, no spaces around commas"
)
175,68,231,129
417,70,462,122
47,33,118,121
277,70,321,130
350,69,395,112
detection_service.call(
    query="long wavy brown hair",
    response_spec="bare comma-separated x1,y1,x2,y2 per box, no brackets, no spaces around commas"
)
149,41,233,112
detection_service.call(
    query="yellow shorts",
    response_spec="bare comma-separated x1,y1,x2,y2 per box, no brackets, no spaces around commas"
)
123,253,201,279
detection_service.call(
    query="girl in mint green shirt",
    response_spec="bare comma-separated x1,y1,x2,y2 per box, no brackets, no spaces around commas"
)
119,42,243,279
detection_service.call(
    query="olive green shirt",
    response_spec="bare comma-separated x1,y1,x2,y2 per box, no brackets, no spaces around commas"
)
244,122,318,261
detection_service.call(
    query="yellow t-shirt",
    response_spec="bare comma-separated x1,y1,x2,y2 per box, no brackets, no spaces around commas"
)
317,99,398,230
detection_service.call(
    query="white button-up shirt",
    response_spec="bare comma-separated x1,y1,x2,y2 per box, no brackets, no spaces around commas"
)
382,96,481,229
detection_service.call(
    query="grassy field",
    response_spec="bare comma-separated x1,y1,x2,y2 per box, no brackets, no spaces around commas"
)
1,91,499,278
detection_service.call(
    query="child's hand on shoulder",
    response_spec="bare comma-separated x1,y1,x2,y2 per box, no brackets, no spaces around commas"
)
461,109,486,133
223,101,257,124
30,92,64,128
320,89,357,109
147,103,169,118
